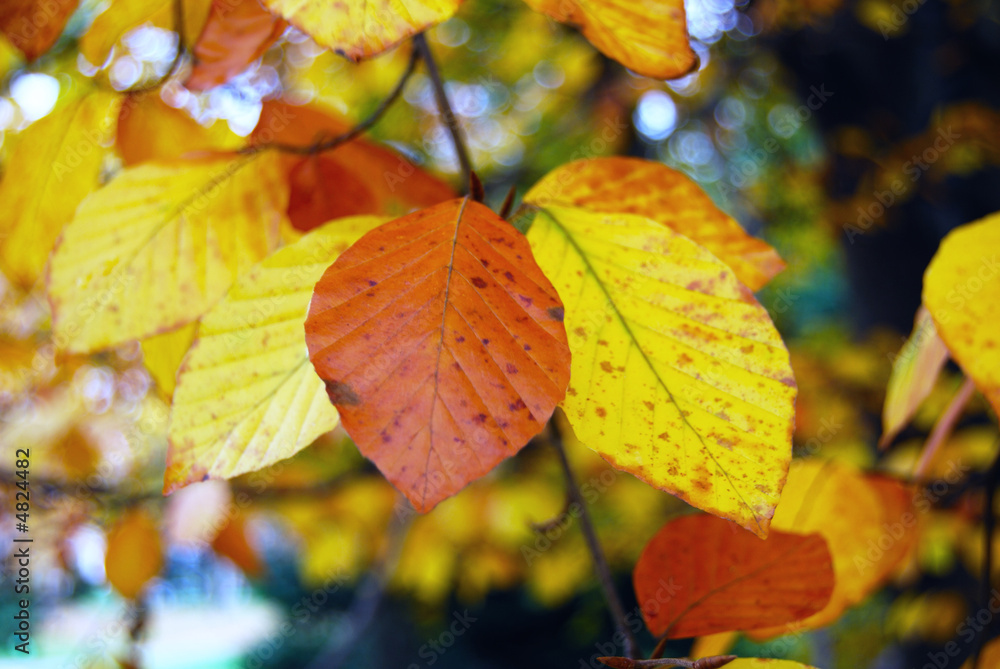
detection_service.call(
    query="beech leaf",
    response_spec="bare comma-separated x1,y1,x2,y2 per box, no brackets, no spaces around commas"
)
105,509,163,599
305,198,570,512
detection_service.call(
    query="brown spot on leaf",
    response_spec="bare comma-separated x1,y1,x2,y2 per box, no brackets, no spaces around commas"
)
547,306,564,321
596,407,607,417
324,380,360,405
600,361,613,373
471,277,488,288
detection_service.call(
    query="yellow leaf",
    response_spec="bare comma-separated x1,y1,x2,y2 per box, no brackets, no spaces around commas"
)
923,212,1000,417
0,89,120,289
880,305,949,448
521,0,696,79
522,157,785,291
0,338,40,395
164,217,384,493
48,153,287,353
260,0,462,61
141,323,197,397
105,508,163,599
81,0,211,66
524,204,796,537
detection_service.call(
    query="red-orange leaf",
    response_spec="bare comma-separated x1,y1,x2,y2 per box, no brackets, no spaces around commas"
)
185,0,287,91
253,100,455,230
634,514,835,638
0,0,79,61
305,198,570,511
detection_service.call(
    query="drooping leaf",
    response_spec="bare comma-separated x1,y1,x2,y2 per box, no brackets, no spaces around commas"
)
105,508,163,599
305,198,570,512
80,0,211,66
521,0,696,79
634,513,834,638
923,212,1000,417
0,89,120,289
117,92,242,165
259,0,462,61
141,323,198,397
165,216,384,493
252,100,455,231
524,204,796,537
522,157,784,291
0,0,80,60
48,153,287,353
880,305,949,448
185,0,287,91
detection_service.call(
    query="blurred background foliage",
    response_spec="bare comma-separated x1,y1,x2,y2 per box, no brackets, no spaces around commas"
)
2,0,1000,667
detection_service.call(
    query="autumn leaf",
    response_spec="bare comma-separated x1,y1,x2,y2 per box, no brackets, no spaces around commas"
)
48,153,287,353
105,509,163,599
923,212,1000,416
0,0,79,61
141,323,197,397
80,0,211,67
0,89,120,289
253,100,455,231
305,198,570,512
524,204,796,537
117,92,243,165
186,0,287,91
634,514,834,638
259,0,462,61
521,0,696,80
211,513,263,577
522,157,784,291
165,217,384,493
880,305,949,448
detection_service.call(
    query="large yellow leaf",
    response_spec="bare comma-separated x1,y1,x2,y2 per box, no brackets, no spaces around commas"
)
923,212,1000,416
105,508,163,599
80,0,211,66
164,216,384,493
260,0,462,60
880,305,949,448
48,153,287,353
521,0,696,79
524,204,796,537
522,157,784,291
0,89,121,289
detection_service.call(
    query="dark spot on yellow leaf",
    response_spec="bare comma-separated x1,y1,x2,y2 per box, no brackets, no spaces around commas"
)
547,306,564,321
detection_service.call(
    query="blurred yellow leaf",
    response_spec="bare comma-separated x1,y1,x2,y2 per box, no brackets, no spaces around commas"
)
80,0,211,66
48,153,288,353
141,323,197,397
105,508,163,599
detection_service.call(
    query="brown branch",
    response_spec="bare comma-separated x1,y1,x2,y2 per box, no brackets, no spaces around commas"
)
412,33,473,187
599,655,737,669
550,421,638,659
913,377,977,478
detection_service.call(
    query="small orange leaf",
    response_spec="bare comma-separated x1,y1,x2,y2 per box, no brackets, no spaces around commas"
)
0,0,79,61
523,157,784,291
116,93,242,165
186,0,287,90
211,514,262,578
305,198,571,511
634,513,834,638
105,509,163,599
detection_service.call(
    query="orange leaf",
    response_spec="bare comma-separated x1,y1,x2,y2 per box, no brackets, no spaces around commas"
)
105,509,163,599
305,198,571,511
253,100,455,229
116,92,242,165
0,0,79,61
211,514,262,578
185,0,287,90
634,514,834,638
523,157,784,291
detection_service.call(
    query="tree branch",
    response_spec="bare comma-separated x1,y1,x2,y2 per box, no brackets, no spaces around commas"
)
549,421,638,659
598,654,737,669
914,377,977,478
412,33,473,186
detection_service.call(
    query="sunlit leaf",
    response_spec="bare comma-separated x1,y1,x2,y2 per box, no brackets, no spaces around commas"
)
923,212,1000,417
521,0,696,79
105,508,163,599
0,89,120,289
80,0,211,66
48,153,287,353
305,198,570,512
117,92,242,165
141,323,197,397
522,157,784,291
165,217,384,492
186,0,287,91
259,0,462,60
524,203,796,537
634,513,834,638
0,0,79,60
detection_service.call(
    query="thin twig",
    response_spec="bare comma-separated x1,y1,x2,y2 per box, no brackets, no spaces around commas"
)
913,377,976,478
598,654,737,669
550,421,638,659
243,44,421,156
412,33,473,186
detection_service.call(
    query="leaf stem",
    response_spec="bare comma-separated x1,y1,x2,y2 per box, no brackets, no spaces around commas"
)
550,421,638,659
412,33,473,186
913,377,976,478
